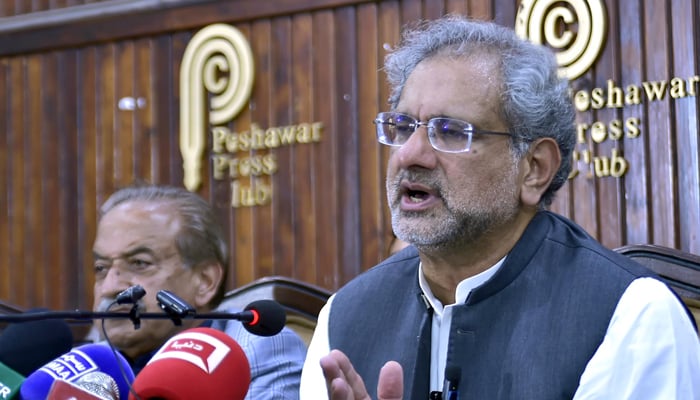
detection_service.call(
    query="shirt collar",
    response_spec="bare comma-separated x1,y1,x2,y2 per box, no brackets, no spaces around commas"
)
418,255,506,316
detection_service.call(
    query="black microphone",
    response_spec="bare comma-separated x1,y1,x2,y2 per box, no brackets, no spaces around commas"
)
156,289,195,318
0,311,74,376
442,363,461,400
115,285,146,305
0,313,74,398
157,289,286,336
242,299,286,336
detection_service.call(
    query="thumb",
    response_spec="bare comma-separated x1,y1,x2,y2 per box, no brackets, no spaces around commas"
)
377,361,403,400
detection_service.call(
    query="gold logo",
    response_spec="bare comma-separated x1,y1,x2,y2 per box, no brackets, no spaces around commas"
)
180,24,255,191
515,0,607,80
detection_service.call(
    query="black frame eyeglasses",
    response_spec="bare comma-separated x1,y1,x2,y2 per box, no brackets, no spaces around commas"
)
373,111,513,153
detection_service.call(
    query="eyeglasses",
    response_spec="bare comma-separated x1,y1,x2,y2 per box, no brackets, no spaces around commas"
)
373,112,513,153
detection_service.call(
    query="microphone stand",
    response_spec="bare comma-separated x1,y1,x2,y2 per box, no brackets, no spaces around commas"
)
0,309,254,330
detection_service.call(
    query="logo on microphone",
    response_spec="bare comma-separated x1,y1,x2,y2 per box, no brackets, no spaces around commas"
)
149,331,231,373
38,349,99,381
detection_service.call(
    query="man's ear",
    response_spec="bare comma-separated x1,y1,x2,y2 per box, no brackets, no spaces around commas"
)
192,261,224,309
520,137,561,207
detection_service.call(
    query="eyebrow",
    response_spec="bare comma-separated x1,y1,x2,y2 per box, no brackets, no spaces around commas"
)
393,111,454,121
93,246,158,261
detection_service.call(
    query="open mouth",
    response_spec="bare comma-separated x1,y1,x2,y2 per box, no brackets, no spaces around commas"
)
399,181,439,210
407,188,429,202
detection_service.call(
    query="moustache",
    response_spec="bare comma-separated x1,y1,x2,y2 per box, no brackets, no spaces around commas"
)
390,170,443,197
96,297,146,312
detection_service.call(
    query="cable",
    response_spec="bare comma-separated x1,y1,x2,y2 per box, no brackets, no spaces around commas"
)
103,300,142,400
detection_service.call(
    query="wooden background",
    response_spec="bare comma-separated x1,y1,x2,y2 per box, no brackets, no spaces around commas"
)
0,0,698,312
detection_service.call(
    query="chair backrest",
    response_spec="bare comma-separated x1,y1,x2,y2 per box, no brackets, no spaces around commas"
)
615,244,700,332
216,276,332,345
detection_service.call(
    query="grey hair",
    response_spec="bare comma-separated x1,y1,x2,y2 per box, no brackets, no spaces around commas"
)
100,184,229,306
384,15,576,207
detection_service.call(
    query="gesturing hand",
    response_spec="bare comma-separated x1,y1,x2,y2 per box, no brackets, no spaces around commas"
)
320,349,403,400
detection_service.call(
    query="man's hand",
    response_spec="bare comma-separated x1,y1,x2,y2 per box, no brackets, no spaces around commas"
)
320,349,403,400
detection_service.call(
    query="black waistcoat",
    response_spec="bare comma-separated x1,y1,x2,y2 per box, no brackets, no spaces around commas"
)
329,212,659,399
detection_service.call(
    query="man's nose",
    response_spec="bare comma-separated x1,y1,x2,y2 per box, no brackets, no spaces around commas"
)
98,263,133,299
393,126,438,169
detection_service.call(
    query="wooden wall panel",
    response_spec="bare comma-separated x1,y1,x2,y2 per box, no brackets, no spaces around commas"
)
593,0,623,248
310,10,340,288
335,6,362,286
0,58,8,299
244,20,271,287
617,0,648,246
77,46,99,309
271,16,296,281
645,1,675,247
357,4,386,265
549,0,700,254
290,13,317,282
1,0,699,313
671,1,700,252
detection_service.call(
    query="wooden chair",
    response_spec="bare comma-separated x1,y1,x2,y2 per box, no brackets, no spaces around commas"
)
615,244,700,331
217,276,332,345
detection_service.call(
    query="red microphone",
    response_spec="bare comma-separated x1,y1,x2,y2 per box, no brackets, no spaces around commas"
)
129,327,251,400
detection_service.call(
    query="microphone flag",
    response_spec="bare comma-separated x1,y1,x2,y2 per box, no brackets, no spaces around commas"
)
20,343,134,400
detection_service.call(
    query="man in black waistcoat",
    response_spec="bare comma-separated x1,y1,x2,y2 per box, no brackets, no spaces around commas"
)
300,15,700,400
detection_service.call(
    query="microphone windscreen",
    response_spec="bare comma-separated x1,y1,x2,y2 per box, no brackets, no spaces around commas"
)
47,378,114,400
20,343,135,400
75,371,121,399
0,315,74,376
0,360,25,399
243,299,286,336
130,327,250,400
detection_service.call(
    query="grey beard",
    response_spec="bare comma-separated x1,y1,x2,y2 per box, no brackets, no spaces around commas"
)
393,208,495,251
392,189,520,252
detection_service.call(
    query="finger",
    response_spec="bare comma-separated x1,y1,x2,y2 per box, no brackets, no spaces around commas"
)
321,350,371,400
322,361,353,400
329,377,352,400
320,351,345,394
377,361,403,400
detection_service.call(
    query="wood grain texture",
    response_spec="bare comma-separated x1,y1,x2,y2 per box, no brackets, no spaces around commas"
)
0,0,698,312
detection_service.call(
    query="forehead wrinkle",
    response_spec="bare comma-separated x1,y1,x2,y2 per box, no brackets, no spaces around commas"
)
400,53,504,130
94,200,183,258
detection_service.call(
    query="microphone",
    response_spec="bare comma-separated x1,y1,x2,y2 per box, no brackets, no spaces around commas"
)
116,285,147,305
156,289,285,336
0,316,74,399
0,363,23,400
0,299,286,338
156,290,195,318
130,327,250,400
47,373,118,400
0,315,74,376
241,299,286,336
20,343,135,400
442,364,461,400
75,370,121,398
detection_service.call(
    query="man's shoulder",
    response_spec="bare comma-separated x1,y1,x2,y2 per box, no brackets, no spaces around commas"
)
337,246,420,295
537,211,658,279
